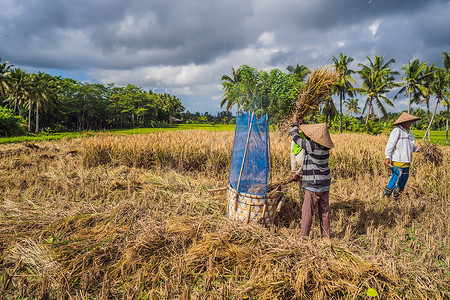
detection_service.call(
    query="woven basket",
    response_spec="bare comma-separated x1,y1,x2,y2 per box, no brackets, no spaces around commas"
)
227,184,282,226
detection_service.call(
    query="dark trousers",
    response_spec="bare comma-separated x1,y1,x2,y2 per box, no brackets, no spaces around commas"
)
301,190,330,238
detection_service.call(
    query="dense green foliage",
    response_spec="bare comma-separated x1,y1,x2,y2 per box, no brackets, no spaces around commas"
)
221,64,306,123
220,53,449,142
0,52,449,143
0,106,26,137
0,58,187,134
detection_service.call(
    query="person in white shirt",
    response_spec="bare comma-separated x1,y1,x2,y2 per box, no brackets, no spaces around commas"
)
383,112,421,200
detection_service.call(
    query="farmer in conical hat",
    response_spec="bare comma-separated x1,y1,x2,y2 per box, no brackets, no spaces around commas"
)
291,115,334,239
383,112,421,200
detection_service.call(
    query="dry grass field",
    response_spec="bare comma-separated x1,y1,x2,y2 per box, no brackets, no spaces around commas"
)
0,130,449,299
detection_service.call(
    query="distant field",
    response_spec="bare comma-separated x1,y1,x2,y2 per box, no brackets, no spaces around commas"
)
0,132,92,144
0,124,236,144
110,123,236,134
411,129,449,145
0,125,448,145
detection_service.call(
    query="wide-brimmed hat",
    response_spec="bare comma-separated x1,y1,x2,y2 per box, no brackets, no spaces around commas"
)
300,123,334,149
393,112,421,126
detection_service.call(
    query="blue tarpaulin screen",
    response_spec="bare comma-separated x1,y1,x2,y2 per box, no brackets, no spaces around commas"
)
229,112,270,196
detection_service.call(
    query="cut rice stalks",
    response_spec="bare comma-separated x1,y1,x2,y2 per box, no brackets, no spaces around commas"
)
293,66,340,121
267,176,296,193
419,142,443,166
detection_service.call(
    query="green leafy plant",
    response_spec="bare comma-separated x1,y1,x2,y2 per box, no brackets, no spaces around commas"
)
0,105,26,137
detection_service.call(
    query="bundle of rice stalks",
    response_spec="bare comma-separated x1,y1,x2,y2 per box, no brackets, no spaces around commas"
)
267,176,295,193
182,220,393,299
419,142,443,166
208,177,295,197
293,67,340,121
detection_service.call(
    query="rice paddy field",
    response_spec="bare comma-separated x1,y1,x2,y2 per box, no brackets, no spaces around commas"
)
0,130,449,299
411,130,449,145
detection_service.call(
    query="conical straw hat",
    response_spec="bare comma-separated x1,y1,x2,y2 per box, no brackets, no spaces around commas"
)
393,112,421,125
300,123,334,149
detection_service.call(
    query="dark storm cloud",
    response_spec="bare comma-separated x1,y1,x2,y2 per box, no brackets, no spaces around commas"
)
1,0,450,113
0,0,254,69
247,0,449,114
2,0,449,71
254,0,449,32
414,3,450,61
268,50,292,66
88,0,253,61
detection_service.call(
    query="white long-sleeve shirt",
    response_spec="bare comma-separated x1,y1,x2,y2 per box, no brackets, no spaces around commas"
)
385,126,419,163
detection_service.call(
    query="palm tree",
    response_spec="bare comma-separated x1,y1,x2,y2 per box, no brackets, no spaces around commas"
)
161,93,184,120
286,64,310,82
28,72,59,133
0,57,14,100
443,98,450,144
423,69,449,140
395,59,428,113
442,52,450,143
355,55,399,127
221,65,265,114
418,64,436,141
332,53,355,132
322,95,337,126
286,63,310,118
7,68,29,116
221,67,242,112
344,98,361,116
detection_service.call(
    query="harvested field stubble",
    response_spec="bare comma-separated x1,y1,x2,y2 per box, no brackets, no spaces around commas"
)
0,131,449,299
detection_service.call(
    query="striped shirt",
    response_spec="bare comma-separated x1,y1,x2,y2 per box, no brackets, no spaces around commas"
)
290,122,331,192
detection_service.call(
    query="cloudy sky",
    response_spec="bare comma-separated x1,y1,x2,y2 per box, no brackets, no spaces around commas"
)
1,0,450,114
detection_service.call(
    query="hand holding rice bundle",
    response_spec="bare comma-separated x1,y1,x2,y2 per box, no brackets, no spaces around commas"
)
272,67,339,190
291,66,340,123
285,67,339,239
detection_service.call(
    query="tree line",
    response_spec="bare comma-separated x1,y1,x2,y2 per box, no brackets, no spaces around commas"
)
221,53,450,142
0,61,186,135
1,53,449,142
